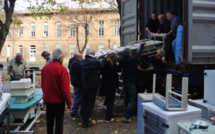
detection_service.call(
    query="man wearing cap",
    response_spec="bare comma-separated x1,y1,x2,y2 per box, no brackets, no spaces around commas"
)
41,48,72,134
41,51,52,64
119,43,144,123
7,53,29,81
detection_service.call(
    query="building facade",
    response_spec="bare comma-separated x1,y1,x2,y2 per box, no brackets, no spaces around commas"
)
1,9,120,63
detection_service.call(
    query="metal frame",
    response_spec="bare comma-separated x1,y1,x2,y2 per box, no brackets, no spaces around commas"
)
153,74,188,111
5,101,43,134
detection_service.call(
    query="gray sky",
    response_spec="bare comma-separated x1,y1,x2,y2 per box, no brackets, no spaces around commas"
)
14,0,115,11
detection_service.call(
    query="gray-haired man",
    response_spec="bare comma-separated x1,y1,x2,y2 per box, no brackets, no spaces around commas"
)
81,48,105,127
7,53,29,81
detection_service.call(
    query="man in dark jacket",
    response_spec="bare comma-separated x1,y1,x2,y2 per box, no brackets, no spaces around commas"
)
119,43,144,123
145,11,159,39
68,52,83,118
81,48,105,127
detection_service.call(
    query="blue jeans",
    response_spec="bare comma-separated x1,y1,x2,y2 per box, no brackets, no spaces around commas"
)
147,33,152,40
124,83,136,118
71,86,82,115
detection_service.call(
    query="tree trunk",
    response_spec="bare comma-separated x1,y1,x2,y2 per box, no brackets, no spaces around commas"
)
0,0,16,52
80,23,88,54
116,0,121,44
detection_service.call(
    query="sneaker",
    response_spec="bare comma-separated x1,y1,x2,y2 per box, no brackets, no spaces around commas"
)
70,114,81,118
122,117,131,123
102,105,107,110
105,118,115,123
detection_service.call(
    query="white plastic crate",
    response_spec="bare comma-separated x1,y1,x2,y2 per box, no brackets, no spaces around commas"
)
11,79,32,89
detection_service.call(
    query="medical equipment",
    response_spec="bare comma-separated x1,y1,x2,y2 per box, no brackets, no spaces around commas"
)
3,68,43,134
10,79,34,103
95,39,164,59
142,102,201,134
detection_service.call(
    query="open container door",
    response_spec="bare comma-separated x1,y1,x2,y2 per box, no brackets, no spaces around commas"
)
187,0,215,64
121,0,138,46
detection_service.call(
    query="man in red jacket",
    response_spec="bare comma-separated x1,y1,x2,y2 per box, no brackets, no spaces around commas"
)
41,48,72,134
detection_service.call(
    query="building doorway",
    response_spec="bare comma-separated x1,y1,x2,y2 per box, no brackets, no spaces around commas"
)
30,45,36,61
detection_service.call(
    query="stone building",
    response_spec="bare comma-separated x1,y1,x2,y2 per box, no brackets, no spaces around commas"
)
1,9,120,63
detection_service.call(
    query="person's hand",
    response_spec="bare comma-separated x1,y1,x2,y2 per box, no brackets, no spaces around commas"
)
162,34,167,39
150,32,154,37
26,71,31,77
104,54,108,58
161,57,166,64
67,105,72,110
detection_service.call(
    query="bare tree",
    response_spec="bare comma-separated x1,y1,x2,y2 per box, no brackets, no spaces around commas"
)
60,0,117,54
63,8,103,54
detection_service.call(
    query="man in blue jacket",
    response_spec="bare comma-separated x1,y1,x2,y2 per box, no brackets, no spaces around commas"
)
81,48,105,127
119,43,144,123
68,52,83,118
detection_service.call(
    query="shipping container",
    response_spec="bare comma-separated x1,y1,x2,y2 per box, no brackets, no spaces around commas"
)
121,0,215,65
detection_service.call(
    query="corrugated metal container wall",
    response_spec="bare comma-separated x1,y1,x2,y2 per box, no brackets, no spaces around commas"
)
139,0,183,39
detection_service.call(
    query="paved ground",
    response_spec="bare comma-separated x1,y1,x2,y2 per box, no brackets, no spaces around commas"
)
0,96,137,134
33,96,137,134
0,67,138,134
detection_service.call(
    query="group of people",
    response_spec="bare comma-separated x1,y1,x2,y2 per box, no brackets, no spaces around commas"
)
7,50,71,134
67,46,141,126
6,43,167,134
145,10,182,61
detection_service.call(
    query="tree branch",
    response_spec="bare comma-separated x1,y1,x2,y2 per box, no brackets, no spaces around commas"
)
4,0,9,11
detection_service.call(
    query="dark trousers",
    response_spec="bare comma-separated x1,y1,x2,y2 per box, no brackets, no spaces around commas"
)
46,103,65,134
164,36,175,61
124,83,136,118
81,88,97,123
104,87,116,120
71,86,82,115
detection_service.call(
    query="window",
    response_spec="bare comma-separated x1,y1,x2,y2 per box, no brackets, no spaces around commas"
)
56,23,61,37
114,20,120,35
70,22,76,37
43,22,48,37
98,45,104,52
56,45,61,49
98,20,104,36
69,46,75,58
30,45,36,61
18,45,23,54
30,23,35,37
6,45,10,57
84,22,89,36
19,25,23,37
43,44,49,51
